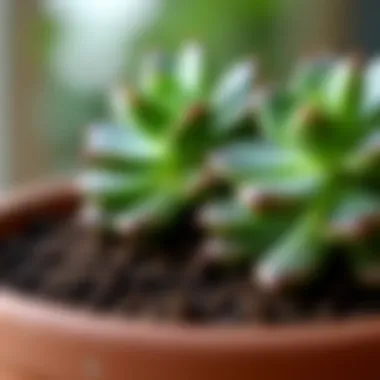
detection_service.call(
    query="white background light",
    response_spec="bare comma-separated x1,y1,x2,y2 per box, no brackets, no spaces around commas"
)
45,0,161,91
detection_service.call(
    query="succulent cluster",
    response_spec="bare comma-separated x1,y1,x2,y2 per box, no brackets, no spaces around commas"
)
82,46,380,292
204,55,380,290
82,44,256,232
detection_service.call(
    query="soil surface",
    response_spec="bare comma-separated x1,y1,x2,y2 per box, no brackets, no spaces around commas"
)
1,214,380,325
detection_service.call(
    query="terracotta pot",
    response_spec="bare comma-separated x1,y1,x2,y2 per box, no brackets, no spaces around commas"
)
0,182,380,380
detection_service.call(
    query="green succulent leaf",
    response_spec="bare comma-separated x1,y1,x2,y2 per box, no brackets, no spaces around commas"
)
200,199,295,258
85,46,258,234
346,131,380,184
290,55,335,99
285,104,350,165
199,54,380,289
322,58,363,120
252,176,341,290
172,104,213,164
332,192,380,222
79,171,153,213
259,90,295,142
112,193,179,232
85,123,161,165
362,57,380,121
255,213,326,290
130,94,170,135
211,141,314,183
85,47,380,289
110,87,171,136
176,43,204,99
212,60,256,131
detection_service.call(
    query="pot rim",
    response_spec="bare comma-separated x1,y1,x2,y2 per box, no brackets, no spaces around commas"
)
1,180,380,352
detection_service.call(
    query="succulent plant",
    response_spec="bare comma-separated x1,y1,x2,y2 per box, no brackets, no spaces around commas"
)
80,44,256,233
202,55,380,291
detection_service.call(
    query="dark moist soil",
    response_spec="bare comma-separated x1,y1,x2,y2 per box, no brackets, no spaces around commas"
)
1,213,380,325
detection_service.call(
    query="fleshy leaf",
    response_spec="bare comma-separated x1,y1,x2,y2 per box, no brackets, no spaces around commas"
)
212,61,255,130
259,90,295,142
84,46,260,236
85,123,161,163
255,214,326,290
79,171,153,213
176,43,204,97
362,57,380,119
285,103,361,165
211,141,310,183
290,55,335,98
109,86,170,135
173,104,213,164
199,199,297,256
113,193,180,232
332,192,380,223
348,131,380,177
322,58,363,119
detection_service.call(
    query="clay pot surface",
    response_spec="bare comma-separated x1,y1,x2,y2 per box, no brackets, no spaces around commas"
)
1,182,380,380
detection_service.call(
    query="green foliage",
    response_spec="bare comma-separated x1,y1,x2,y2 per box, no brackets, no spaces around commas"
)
82,47,380,291
133,0,280,73
82,44,256,232
207,55,380,290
